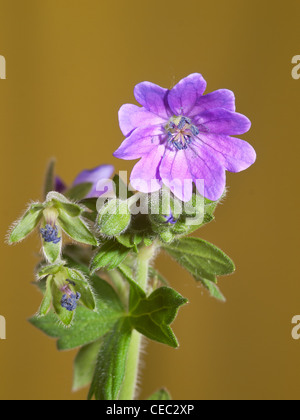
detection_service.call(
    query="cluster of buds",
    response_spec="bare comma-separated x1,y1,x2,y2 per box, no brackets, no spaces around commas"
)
8,189,98,326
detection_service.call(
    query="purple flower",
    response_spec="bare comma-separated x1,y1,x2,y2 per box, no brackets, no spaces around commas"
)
55,165,114,198
113,74,256,202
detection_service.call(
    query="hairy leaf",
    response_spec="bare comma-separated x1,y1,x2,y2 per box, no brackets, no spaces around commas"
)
9,204,43,244
90,241,130,273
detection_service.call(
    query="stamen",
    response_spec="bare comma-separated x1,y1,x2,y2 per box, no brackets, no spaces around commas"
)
61,292,81,312
40,224,61,244
191,125,200,136
165,116,199,151
177,117,188,130
66,279,76,287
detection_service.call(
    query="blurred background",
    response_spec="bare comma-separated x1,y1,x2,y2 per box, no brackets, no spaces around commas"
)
0,0,299,400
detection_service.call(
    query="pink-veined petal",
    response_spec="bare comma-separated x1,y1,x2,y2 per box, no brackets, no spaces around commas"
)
134,82,170,119
168,73,207,116
118,104,166,136
130,145,165,193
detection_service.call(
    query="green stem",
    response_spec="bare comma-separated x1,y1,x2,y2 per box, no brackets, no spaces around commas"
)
118,245,154,400
109,269,128,308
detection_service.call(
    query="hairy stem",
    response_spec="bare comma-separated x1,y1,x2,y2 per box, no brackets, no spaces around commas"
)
118,245,155,400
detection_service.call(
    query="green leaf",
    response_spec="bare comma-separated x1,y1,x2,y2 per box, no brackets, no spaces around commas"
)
98,199,131,236
29,276,125,350
148,388,171,400
90,240,130,273
201,278,226,302
51,279,74,326
130,287,188,348
9,204,43,244
43,159,55,199
164,237,235,280
65,183,93,201
164,237,235,300
39,275,53,316
118,264,187,348
73,340,102,392
58,210,98,246
88,320,132,400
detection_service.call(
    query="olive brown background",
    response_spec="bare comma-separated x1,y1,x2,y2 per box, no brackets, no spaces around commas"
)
0,0,299,400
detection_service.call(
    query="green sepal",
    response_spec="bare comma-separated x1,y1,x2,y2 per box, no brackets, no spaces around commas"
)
39,275,53,316
65,182,93,201
58,210,98,246
97,199,131,237
143,236,154,247
90,240,130,273
8,204,43,244
73,340,102,392
52,199,82,217
41,222,62,264
116,232,143,252
50,279,74,326
66,268,96,310
148,388,171,400
159,230,175,244
38,262,65,278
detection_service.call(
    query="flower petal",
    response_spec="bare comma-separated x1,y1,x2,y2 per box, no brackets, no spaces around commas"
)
118,104,166,136
55,176,67,193
160,149,193,202
113,126,164,160
130,145,165,193
73,165,114,198
134,82,170,119
189,89,236,117
168,73,207,116
194,108,251,135
186,143,226,201
197,134,256,172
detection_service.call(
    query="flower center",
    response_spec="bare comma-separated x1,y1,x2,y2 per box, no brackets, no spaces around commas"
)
165,116,199,150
